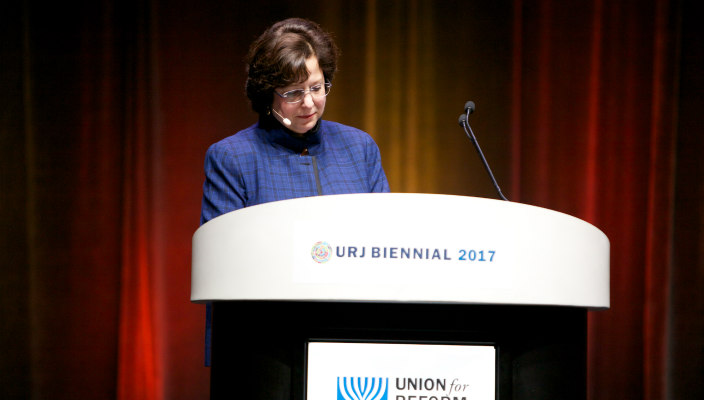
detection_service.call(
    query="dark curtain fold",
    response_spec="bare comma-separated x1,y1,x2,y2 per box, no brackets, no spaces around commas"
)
1,0,702,399
668,2,704,398
114,1,160,399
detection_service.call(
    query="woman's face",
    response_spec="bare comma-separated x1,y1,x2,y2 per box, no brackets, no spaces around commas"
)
272,56,327,135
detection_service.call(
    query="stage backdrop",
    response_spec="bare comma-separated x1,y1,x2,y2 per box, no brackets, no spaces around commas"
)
1,0,702,399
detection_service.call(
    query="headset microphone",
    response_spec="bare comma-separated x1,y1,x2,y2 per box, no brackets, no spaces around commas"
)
272,109,292,126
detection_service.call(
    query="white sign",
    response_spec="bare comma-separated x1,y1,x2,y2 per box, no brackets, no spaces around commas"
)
307,342,495,400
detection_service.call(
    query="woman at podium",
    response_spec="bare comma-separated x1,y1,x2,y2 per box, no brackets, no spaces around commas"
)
198,17,390,367
200,17,390,225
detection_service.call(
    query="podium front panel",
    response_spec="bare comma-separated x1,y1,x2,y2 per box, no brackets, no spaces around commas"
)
192,193,610,308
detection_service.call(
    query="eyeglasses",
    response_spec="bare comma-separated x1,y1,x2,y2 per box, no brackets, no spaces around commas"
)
275,82,332,104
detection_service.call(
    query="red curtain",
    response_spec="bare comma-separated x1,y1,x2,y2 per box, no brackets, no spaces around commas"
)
1,0,702,399
510,1,687,398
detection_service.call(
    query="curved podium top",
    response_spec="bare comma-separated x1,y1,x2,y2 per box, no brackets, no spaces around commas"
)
191,193,610,309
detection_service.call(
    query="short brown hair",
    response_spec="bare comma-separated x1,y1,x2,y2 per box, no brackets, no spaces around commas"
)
245,18,339,115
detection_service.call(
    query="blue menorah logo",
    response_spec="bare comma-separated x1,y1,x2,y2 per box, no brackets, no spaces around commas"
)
337,377,388,400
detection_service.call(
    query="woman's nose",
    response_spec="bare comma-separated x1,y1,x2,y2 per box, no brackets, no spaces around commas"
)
302,92,315,107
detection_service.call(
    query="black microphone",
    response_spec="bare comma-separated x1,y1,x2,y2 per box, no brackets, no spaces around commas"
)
458,101,508,201
464,100,475,115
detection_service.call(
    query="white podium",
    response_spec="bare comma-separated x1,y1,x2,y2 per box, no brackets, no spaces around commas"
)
191,193,610,400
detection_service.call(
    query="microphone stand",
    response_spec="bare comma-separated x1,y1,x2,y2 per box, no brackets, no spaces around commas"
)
458,102,508,201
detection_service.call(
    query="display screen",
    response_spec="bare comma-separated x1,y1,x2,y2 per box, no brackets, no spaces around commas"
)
307,341,496,400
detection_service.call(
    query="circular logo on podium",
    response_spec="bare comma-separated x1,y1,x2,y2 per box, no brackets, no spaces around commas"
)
311,241,332,263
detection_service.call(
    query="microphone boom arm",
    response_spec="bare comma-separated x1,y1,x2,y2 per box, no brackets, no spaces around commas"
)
458,104,509,201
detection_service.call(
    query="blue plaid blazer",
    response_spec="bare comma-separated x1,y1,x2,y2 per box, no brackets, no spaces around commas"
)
200,119,390,224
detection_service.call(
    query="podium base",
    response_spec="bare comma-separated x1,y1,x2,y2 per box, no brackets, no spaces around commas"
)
210,301,586,400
